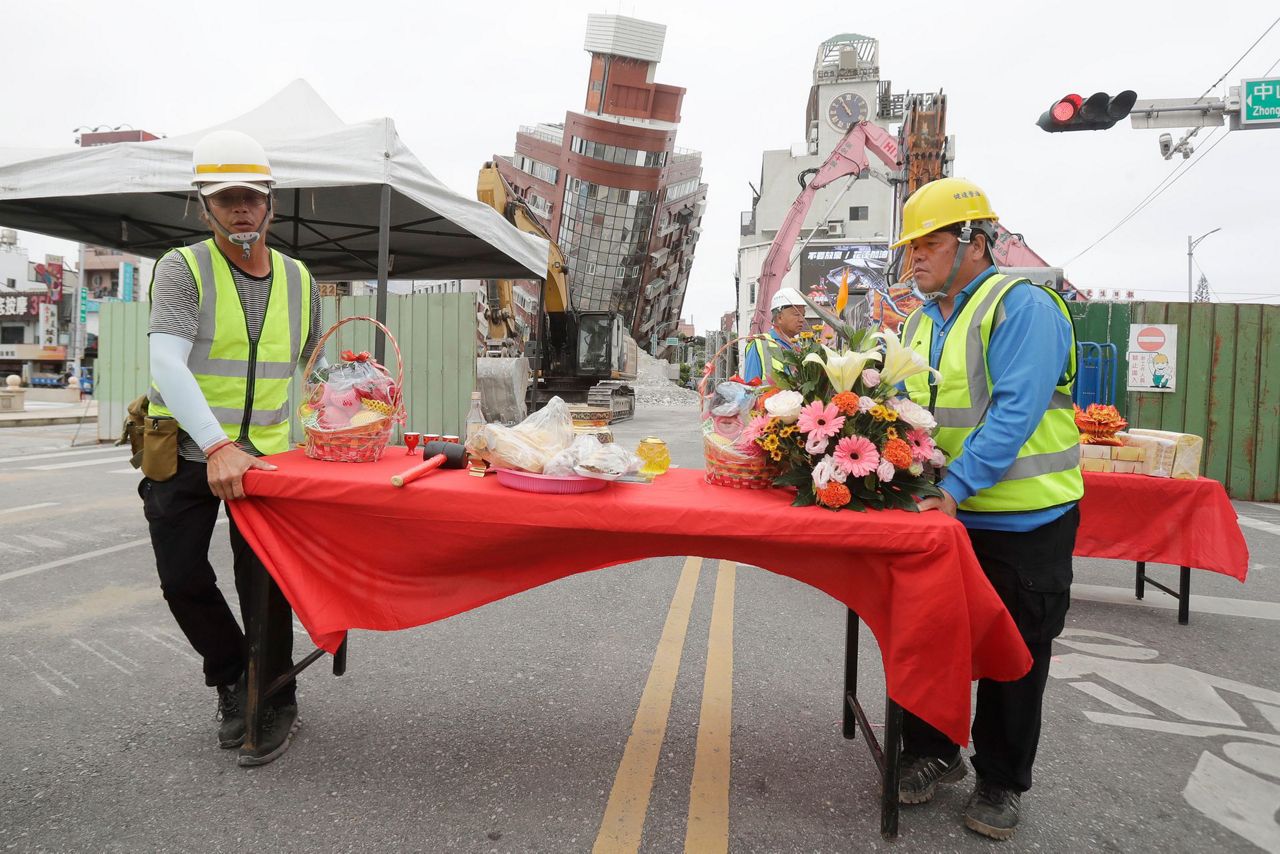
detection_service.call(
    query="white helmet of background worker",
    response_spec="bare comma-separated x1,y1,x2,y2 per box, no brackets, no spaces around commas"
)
770,287,807,312
191,130,275,258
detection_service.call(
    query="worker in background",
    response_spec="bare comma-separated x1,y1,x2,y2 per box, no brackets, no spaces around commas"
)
142,130,323,767
892,178,1082,841
742,286,807,383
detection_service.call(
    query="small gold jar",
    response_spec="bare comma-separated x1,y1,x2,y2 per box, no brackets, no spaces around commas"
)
636,436,671,477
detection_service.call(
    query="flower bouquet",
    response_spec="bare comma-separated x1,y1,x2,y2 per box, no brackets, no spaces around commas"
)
737,325,946,511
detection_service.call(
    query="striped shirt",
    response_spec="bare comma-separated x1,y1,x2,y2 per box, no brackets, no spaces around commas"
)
149,247,322,461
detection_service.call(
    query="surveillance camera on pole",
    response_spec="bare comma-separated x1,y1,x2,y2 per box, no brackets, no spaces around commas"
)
1158,133,1173,159
1036,90,1138,132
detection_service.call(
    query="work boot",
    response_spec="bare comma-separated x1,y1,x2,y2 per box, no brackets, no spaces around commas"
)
964,779,1022,841
215,679,245,749
237,703,300,767
898,751,966,804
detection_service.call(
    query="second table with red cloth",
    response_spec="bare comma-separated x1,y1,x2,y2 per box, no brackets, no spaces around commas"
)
229,451,1032,747
1076,472,1249,580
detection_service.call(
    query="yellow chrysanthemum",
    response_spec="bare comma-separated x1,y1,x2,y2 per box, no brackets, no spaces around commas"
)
779,425,796,438
886,427,898,440
761,434,779,451
770,449,783,461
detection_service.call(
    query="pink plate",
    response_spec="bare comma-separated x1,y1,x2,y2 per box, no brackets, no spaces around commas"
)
494,468,609,494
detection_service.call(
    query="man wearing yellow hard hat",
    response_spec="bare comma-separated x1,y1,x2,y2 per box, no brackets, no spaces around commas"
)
141,130,322,767
891,178,1082,841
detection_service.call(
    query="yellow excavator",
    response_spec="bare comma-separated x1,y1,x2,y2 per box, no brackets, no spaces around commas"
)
477,162,637,423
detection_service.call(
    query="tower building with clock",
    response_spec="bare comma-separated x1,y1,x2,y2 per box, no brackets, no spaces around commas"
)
494,14,707,357
736,33,909,338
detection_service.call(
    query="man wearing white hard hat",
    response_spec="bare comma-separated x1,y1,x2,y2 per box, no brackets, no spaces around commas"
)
141,129,322,767
742,286,807,383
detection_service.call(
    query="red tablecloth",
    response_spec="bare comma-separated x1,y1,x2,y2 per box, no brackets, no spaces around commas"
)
1076,472,1249,581
229,451,1031,746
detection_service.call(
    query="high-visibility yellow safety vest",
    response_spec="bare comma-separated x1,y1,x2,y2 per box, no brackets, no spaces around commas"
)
900,272,1083,514
747,334,790,383
149,239,312,457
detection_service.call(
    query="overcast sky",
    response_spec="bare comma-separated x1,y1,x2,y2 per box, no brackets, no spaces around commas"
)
4,0,1277,330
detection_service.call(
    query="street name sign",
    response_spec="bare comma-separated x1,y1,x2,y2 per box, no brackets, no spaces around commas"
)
1241,77,1280,128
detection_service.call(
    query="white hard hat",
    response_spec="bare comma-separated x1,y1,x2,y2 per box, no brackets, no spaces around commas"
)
770,287,807,311
191,130,274,196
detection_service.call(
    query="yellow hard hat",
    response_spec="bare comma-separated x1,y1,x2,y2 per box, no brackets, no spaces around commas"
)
891,177,998,249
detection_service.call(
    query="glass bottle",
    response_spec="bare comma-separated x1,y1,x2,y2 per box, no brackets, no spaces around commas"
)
465,391,486,446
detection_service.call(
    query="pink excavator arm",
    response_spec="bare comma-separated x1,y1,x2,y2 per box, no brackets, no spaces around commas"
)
749,121,903,335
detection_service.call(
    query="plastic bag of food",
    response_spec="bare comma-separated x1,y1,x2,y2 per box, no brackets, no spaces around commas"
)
575,442,641,480
544,434,604,477
465,395,575,473
1127,428,1203,479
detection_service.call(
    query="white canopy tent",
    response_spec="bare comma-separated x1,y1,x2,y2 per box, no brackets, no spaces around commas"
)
0,80,549,357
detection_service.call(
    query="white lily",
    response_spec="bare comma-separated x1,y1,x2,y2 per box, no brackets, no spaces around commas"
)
802,345,881,394
873,332,942,387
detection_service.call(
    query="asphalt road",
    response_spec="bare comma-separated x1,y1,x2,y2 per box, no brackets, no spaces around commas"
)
2,409,1279,853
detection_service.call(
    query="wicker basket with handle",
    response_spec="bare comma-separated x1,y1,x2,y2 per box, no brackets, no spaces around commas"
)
299,316,404,463
699,335,783,489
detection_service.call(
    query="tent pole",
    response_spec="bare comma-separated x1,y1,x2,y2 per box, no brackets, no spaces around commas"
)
374,183,391,363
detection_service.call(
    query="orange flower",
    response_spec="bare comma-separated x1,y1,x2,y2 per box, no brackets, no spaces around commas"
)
882,437,913,469
755,388,782,412
816,482,852,508
831,391,860,416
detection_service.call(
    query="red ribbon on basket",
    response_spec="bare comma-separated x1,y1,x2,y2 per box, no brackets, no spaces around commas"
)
341,350,371,363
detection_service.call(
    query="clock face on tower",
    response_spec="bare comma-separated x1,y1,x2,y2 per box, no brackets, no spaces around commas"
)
827,92,870,131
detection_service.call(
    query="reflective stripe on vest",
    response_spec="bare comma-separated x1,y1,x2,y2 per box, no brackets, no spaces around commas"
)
748,336,789,383
901,273,1083,513
148,239,311,456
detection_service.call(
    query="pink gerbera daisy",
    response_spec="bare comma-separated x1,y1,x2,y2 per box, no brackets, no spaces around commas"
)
797,400,845,440
833,434,880,478
905,428,935,462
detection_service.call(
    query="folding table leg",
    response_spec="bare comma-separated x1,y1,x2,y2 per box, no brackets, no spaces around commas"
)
242,562,271,754
333,632,348,676
1178,566,1190,625
843,610,859,740
881,698,903,840
1135,561,1145,600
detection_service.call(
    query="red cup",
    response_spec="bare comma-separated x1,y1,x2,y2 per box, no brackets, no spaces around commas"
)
423,433,441,445
441,435,460,444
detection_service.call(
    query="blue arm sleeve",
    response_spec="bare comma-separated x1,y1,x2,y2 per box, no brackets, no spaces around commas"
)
939,287,1073,505
742,343,763,383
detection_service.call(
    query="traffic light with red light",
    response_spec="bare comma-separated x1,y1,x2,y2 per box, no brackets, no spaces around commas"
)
1037,90,1137,132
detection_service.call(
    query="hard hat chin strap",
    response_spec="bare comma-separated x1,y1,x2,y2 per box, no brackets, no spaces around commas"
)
200,194,273,261
936,222,973,297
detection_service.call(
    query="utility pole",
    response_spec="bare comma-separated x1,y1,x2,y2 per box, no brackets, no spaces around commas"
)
1187,228,1221,302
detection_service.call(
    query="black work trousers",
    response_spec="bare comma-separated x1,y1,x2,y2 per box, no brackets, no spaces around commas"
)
140,457,295,704
901,505,1078,793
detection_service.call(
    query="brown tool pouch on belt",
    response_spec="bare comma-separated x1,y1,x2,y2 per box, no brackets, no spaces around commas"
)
119,394,149,470
141,415,180,482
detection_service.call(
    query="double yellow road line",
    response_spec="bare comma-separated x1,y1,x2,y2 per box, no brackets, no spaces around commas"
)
593,557,737,854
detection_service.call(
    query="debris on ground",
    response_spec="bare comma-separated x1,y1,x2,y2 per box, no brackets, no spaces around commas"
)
633,348,700,408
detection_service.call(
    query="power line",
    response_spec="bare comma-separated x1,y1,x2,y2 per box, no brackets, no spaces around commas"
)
1194,13,1280,102
1063,129,1224,265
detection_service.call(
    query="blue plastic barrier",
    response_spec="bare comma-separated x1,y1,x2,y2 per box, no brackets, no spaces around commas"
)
1073,342,1117,408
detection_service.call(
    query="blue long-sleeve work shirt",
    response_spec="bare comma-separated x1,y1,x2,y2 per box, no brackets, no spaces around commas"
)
922,266,1075,532
742,328,794,383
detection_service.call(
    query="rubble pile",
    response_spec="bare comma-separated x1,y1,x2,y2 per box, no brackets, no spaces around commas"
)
632,348,701,408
